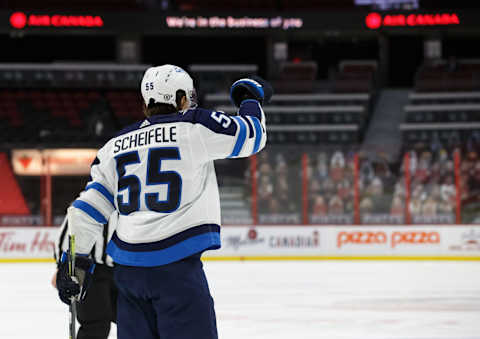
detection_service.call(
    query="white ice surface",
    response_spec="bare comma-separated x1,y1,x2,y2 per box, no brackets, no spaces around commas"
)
1,261,479,339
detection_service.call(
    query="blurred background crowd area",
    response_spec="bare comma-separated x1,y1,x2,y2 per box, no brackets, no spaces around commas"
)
249,143,478,225
1,0,480,226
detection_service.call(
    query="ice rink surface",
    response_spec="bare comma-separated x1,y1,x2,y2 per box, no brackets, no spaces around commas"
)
1,260,479,339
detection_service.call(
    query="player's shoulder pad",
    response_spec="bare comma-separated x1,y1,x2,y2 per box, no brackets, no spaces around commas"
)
182,107,237,136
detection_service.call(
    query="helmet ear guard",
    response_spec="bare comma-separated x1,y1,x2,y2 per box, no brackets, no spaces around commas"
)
187,88,198,109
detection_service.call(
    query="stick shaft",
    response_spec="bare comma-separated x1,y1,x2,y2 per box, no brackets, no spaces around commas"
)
68,235,76,339
69,302,76,339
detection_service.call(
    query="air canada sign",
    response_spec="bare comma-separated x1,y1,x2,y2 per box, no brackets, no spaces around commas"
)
10,11,104,29
365,12,460,29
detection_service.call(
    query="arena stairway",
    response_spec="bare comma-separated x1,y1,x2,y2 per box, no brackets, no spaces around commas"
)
361,89,410,161
219,186,252,225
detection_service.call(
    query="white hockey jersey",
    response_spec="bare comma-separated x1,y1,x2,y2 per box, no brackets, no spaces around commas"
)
68,99,266,266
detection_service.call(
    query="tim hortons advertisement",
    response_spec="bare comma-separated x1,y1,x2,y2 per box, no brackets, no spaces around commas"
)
12,149,97,176
0,227,56,260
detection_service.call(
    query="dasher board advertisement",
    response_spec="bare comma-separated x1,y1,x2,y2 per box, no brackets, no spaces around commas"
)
0,227,57,261
206,225,480,259
1,226,479,262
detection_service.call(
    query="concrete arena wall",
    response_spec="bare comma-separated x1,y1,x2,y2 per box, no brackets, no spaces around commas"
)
0,225,479,262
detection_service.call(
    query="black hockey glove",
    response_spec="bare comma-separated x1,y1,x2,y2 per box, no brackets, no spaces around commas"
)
230,75,273,107
56,252,95,305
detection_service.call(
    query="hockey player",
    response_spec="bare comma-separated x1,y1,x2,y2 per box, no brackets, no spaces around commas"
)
56,64,272,339
53,213,117,339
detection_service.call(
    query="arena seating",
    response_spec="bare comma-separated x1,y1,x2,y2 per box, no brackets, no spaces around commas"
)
188,64,258,94
409,91,480,105
0,89,110,146
393,61,480,224
0,61,375,145
0,62,375,224
405,104,480,124
332,60,377,93
401,60,480,146
204,63,375,223
0,64,145,91
272,61,317,94
414,59,480,92
192,60,375,145
106,90,144,126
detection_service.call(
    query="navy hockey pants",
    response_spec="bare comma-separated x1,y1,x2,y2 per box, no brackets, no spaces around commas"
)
113,253,218,339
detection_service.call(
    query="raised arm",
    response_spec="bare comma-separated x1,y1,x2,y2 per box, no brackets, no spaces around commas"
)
192,76,272,161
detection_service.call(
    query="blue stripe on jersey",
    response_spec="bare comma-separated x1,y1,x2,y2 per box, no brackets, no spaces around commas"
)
251,116,263,154
243,115,254,138
110,224,220,252
229,117,247,157
72,200,108,224
85,182,115,206
106,224,221,266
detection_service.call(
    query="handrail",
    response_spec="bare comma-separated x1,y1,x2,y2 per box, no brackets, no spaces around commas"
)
216,105,365,114
400,122,480,130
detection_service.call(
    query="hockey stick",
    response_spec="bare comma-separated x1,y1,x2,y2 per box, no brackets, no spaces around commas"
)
67,235,77,339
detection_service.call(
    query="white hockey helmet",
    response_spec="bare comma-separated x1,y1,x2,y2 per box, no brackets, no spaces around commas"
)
140,64,197,109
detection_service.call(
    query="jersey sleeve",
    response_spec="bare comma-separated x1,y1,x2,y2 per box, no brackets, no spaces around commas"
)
190,99,267,161
68,146,116,254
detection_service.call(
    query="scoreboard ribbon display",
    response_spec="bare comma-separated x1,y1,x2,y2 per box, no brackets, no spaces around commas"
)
1,9,479,34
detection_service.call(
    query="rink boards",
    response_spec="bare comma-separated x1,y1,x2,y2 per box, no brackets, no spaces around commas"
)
0,225,479,262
